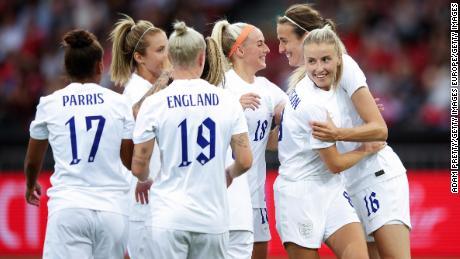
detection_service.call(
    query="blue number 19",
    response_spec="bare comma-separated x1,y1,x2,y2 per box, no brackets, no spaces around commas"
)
178,117,216,167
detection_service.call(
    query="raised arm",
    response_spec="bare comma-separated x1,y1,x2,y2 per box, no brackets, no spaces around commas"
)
312,87,387,142
24,138,48,206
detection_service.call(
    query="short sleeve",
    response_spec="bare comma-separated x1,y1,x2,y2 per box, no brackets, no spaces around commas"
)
302,104,334,150
29,96,50,140
121,96,135,139
231,95,249,135
340,54,368,98
266,80,289,108
133,96,158,144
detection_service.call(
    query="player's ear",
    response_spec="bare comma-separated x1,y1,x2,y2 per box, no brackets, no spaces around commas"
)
198,50,205,67
133,52,143,65
96,61,103,75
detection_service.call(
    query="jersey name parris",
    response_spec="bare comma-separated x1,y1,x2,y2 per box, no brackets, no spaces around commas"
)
29,83,134,216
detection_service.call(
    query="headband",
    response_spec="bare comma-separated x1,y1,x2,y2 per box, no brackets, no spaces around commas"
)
283,16,308,33
131,27,154,63
228,25,255,58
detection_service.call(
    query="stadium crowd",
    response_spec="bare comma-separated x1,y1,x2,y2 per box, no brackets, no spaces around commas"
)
0,0,449,136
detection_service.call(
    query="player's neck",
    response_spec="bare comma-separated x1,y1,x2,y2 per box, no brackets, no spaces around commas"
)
70,76,100,84
233,62,255,84
172,67,201,80
136,67,158,85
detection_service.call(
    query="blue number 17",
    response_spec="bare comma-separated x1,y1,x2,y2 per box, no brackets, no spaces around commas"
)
66,115,106,165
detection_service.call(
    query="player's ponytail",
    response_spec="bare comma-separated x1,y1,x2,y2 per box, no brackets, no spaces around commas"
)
202,37,225,86
287,66,307,94
109,14,163,86
211,20,254,88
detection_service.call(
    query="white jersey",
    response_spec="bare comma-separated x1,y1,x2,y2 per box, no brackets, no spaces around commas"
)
133,78,248,234
336,54,406,193
224,69,287,208
278,77,341,181
29,83,134,216
225,147,253,232
122,73,162,221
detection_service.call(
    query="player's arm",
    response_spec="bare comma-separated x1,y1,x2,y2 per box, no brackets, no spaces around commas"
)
312,87,387,142
120,139,134,170
24,138,48,206
131,139,154,204
266,125,279,151
318,142,385,173
132,70,172,118
131,139,154,182
266,102,285,151
227,132,253,180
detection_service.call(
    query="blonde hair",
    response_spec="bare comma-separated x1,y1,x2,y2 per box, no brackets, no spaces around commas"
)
168,21,206,68
202,37,225,86
109,14,163,86
288,25,346,92
210,19,251,86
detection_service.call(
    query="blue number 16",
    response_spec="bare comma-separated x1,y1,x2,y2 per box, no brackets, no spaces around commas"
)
364,192,380,216
65,115,106,165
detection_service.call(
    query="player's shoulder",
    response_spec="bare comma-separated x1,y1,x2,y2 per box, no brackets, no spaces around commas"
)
255,76,273,86
37,83,73,105
342,54,362,71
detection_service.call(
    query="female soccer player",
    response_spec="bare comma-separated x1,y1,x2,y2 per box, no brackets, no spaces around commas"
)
24,29,134,259
275,25,384,259
276,4,411,259
109,14,169,258
211,19,287,259
131,21,253,259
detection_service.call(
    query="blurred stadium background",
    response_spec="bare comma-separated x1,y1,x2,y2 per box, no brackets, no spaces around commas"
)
0,0,456,258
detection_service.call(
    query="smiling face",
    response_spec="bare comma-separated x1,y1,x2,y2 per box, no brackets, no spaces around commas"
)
277,23,306,67
304,42,341,90
238,28,270,73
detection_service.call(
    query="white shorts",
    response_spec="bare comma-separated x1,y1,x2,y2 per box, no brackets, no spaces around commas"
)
253,208,271,242
228,230,254,259
350,174,411,242
43,208,128,259
127,220,147,258
274,176,359,249
140,227,228,259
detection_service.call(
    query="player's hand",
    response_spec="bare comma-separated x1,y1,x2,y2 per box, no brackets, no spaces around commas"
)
311,115,339,142
135,178,153,204
239,93,261,110
25,183,41,206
